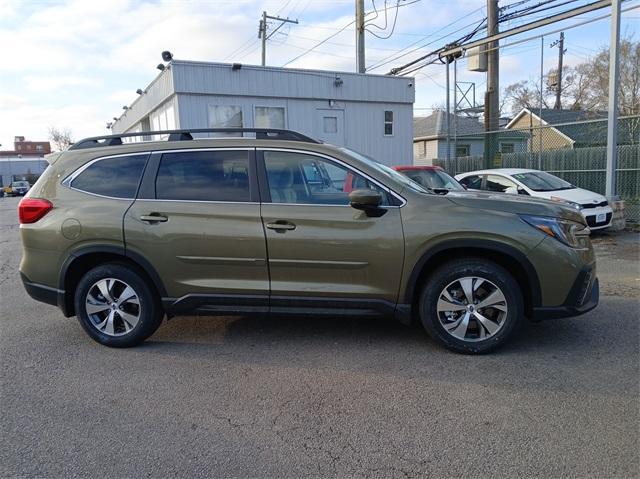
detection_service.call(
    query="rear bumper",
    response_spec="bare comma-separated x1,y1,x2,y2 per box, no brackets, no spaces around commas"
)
21,273,69,315
531,267,599,320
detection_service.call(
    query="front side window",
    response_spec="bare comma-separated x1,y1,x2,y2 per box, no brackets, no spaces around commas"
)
255,106,285,129
156,150,250,202
384,111,393,136
459,175,483,190
485,174,519,194
208,105,243,136
263,151,388,205
71,154,148,198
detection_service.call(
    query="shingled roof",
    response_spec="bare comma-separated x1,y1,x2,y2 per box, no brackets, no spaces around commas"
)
414,110,528,140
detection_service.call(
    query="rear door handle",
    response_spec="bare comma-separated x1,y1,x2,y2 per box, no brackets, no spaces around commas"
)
140,214,168,223
266,221,296,231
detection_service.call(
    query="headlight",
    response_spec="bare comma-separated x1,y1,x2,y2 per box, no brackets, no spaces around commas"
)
521,215,590,248
550,196,582,210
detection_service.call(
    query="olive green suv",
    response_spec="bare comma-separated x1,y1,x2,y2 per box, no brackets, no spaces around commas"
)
19,128,598,353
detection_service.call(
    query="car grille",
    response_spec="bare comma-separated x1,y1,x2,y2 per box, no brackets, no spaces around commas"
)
581,200,609,209
586,212,612,227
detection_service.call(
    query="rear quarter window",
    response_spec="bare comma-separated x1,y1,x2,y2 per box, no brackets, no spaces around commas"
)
70,154,148,198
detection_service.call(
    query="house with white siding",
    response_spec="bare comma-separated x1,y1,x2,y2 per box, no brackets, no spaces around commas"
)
111,60,415,166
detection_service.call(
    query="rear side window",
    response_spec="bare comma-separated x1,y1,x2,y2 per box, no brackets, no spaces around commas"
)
71,154,148,198
156,150,250,202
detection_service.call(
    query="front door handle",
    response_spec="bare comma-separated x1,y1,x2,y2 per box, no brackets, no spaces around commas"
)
266,221,296,231
140,214,168,223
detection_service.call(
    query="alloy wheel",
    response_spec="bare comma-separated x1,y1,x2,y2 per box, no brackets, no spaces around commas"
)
436,276,508,342
85,278,141,337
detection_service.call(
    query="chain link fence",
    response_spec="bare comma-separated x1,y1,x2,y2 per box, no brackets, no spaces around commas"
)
421,116,640,223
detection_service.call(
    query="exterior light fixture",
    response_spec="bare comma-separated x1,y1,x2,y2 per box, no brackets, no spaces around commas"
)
334,75,343,87
136,89,144,95
157,64,165,71
232,63,242,71
161,51,173,62
123,106,129,110
113,117,118,121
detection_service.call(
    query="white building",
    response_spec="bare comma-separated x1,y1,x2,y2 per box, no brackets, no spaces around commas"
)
111,60,415,166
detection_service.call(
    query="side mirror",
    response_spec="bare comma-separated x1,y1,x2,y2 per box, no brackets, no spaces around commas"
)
517,187,529,196
349,189,385,217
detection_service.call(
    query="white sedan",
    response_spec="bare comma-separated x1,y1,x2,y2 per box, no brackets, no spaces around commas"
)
455,168,612,230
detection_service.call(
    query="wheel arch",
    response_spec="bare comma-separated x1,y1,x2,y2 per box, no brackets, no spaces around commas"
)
404,239,542,317
59,245,167,317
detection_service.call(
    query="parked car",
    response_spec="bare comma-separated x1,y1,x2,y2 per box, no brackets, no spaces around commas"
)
19,128,598,354
6,181,31,197
393,166,465,192
455,169,613,230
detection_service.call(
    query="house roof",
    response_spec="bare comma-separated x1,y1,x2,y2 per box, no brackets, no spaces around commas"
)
414,110,528,140
507,108,638,146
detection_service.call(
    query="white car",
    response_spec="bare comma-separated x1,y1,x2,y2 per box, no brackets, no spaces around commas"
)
455,168,612,230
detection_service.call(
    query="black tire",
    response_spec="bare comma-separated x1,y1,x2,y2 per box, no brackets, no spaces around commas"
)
419,257,523,354
74,263,164,347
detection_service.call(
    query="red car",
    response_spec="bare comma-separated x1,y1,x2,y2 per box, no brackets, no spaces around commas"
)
392,165,465,191
344,165,464,194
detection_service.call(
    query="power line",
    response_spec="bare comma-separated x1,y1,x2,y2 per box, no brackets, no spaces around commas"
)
281,0,422,67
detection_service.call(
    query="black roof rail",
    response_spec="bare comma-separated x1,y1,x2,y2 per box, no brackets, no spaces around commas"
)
68,128,320,150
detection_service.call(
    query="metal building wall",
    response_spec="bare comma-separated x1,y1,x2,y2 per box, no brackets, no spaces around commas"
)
177,94,413,166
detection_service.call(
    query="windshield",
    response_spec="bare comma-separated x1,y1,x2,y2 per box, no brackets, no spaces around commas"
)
398,169,465,191
339,148,430,194
12,181,29,187
511,171,574,192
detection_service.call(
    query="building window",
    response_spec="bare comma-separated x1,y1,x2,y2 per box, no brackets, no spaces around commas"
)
323,116,338,133
500,143,515,154
36,145,43,151
208,105,243,136
384,110,393,135
255,106,286,129
456,144,470,157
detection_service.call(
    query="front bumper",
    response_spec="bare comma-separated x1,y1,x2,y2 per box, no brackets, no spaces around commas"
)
531,267,599,320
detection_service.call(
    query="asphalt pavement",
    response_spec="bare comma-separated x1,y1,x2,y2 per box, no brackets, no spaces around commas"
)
1,196,638,478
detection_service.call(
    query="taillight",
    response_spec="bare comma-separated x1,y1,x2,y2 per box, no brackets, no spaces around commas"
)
18,198,53,224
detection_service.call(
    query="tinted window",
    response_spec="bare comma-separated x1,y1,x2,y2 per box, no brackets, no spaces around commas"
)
72,154,148,198
485,174,519,194
459,175,483,190
156,150,250,202
264,151,388,205
400,169,464,191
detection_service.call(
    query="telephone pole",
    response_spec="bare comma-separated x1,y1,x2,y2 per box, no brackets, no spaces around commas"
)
356,0,366,73
258,11,299,66
484,0,500,168
552,32,565,109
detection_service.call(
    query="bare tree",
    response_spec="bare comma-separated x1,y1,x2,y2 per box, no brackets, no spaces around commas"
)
48,127,74,151
503,38,640,116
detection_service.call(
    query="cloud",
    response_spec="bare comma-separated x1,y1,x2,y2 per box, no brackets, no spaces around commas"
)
24,75,101,92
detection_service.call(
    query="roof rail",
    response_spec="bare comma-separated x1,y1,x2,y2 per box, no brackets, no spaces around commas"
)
68,128,320,150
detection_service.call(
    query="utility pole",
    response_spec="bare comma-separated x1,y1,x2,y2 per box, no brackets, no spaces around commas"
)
605,0,621,199
258,11,299,67
356,0,366,73
552,32,565,109
484,0,499,168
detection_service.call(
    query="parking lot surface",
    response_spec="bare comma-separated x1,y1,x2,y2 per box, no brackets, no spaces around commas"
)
1,196,638,478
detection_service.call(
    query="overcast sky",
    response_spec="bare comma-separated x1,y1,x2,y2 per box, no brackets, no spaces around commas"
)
1,0,638,150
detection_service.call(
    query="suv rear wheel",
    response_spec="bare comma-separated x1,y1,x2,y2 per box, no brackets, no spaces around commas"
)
74,263,163,347
419,258,523,354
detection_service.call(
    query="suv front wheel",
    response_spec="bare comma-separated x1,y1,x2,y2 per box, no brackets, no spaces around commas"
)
419,258,523,354
74,263,164,347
